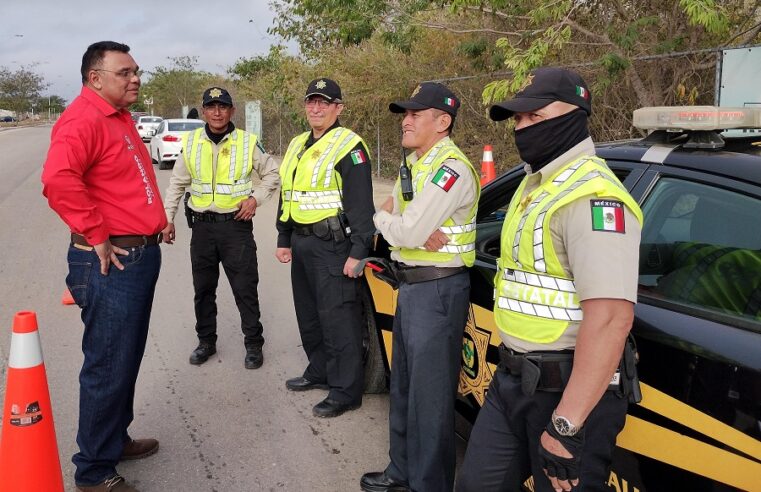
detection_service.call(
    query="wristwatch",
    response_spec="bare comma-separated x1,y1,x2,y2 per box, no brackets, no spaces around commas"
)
551,410,581,436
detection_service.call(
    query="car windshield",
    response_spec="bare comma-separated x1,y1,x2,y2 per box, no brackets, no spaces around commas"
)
167,122,204,132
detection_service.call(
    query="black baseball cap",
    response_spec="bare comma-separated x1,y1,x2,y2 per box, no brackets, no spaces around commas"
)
489,67,591,121
389,82,460,117
202,87,233,107
305,78,342,102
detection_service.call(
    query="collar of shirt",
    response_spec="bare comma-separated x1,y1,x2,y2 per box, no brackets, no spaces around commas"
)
205,122,235,145
79,85,124,118
306,120,341,147
406,136,453,165
523,136,596,185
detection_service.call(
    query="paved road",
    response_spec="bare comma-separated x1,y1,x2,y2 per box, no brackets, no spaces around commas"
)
0,125,400,491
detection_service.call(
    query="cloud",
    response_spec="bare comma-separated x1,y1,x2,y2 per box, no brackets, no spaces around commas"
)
0,0,284,103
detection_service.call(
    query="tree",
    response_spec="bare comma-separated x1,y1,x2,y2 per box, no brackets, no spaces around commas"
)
140,56,216,118
0,65,48,120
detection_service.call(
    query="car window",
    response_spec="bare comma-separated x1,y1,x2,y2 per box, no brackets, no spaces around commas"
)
168,122,204,132
155,122,165,134
639,177,761,325
140,117,162,123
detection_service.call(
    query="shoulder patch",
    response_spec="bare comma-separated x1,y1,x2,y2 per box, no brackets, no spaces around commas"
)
350,148,367,165
590,199,625,233
432,165,460,192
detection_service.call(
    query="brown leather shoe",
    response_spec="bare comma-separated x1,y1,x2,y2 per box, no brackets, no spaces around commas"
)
120,438,159,461
76,474,138,491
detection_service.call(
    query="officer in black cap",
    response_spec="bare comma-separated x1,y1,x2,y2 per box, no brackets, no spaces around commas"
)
276,78,375,418
162,86,280,370
361,82,479,492
457,67,643,492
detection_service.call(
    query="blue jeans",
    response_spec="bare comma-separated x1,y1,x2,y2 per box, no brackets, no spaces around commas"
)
66,244,161,485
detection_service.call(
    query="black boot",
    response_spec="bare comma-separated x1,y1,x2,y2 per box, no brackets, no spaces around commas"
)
244,346,263,369
189,342,216,365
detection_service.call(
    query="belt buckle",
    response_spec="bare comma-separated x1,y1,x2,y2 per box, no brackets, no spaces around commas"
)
141,235,148,246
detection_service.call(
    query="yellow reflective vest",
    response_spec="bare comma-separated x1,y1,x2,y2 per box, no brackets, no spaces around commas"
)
395,137,480,266
279,127,366,224
494,156,643,343
184,128,257,209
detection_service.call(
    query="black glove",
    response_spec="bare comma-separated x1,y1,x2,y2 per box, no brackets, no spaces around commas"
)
538,422,585,483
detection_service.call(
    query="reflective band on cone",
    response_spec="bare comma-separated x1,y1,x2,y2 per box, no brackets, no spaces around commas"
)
0,311,64,492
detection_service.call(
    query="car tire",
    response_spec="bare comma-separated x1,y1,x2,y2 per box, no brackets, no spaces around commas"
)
360,281,388,394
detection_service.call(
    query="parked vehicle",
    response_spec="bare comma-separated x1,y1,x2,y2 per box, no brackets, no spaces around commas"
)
149,119,204,170
135,116,163,142
363,106,761,491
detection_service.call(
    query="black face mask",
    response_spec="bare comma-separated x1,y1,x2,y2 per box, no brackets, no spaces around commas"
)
514,108,589,173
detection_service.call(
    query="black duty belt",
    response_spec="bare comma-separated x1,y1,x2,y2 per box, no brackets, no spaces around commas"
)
498,344,574,393
71,233,161,248
191,211,237,223
293,218,330,237
396,265,467,285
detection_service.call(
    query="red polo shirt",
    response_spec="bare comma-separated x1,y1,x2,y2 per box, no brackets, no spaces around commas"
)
42,87,167,245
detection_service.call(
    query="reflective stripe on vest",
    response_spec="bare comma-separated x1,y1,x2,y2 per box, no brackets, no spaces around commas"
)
395,137,480,266
184,128,256,209
279,127,364,224
494,155,643,343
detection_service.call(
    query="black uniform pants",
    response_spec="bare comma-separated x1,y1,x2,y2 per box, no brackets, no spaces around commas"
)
385,271,470,492
190,219,264,348
456,366,627,492
290,232,363,404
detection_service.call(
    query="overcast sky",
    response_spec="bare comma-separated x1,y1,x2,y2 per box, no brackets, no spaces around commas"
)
1,0,287,104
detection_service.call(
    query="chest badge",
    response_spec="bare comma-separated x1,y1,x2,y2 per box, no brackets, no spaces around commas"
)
311,149,321,160
124,135,134,151
220,147,231,158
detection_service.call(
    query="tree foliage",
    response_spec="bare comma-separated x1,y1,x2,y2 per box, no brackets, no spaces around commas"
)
265,0,761,173
0,65,49,119
139,56,218,118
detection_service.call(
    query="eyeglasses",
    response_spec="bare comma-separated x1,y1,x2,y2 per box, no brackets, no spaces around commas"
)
203,103,232,112
94,68,143,79
305,98,334,109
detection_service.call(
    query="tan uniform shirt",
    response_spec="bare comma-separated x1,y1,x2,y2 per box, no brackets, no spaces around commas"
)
501,137,642,352
163,130,280,222
374,149,478,267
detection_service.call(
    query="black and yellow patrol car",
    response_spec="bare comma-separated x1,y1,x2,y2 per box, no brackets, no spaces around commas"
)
360,106,761,491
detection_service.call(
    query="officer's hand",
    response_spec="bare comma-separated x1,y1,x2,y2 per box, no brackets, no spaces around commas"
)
379,196,394,213
424,229,449,252
93,240,128,276
343,257,363,278
235,197,258,221
276,247,292,263
161,223,176,245
539,426,584,492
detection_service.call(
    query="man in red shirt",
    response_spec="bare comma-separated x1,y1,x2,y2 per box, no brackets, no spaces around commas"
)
42,41,168,492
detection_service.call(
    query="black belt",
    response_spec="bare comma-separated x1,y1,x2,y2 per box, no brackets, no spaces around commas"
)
293,218,331,238
191,211,237,223
498,344,574,393
396,265,466,285
71,233,161,248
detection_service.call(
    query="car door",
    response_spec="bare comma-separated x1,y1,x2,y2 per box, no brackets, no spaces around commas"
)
613,162,761,491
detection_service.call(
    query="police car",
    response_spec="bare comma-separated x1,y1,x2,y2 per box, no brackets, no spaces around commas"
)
361,106,761,491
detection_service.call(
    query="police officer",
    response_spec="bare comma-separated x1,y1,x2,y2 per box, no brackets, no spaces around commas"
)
456,68,643,492
360,83,479,492
276,78,375,418
163,87,280,369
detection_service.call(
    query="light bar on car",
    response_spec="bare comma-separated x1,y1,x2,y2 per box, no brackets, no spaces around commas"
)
633,106,761,132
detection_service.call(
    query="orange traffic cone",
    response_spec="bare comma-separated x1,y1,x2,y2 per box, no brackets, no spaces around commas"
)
480,145,496,186
0,311,64,492
61,288,75,305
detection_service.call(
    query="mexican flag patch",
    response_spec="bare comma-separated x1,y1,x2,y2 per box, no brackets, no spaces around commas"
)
591,200,625,233
576,85,589,100
350,149,367,165
444,97,456,107
432,165,460,192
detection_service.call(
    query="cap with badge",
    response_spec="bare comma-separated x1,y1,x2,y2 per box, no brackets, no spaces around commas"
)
389,82,460,117
489,67,591,121
305,78,343,102
202,87,233,107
